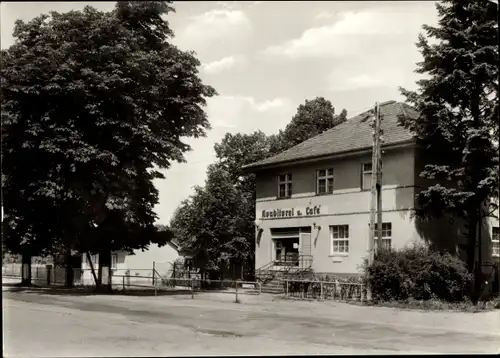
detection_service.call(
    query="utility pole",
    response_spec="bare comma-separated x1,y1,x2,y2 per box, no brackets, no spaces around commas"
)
376,104,383,253
368,102,383,299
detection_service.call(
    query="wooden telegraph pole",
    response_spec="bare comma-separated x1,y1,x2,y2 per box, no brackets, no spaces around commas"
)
368,102,382,299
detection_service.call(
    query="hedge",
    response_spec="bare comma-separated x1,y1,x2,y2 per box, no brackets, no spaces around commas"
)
363,244,473,302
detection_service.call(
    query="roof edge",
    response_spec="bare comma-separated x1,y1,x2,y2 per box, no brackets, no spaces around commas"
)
242,138,416,173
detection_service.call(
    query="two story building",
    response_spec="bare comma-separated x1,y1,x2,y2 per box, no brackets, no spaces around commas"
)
243,100,499,280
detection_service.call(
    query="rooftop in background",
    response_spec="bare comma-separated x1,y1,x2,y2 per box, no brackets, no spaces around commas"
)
243,100,419,171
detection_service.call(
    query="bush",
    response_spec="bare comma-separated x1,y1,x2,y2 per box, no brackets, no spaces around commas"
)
363,244,473,302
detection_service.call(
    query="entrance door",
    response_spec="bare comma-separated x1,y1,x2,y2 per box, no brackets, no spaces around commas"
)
299,233,312,269
273,237,299,264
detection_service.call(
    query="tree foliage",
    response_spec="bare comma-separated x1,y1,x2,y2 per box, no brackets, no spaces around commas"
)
269,97,347,155
1,1,215,279
169,165,254,273
398,0,498,294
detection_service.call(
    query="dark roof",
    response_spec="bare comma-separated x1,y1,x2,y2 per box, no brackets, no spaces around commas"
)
166,239,181,251
243,100,418,171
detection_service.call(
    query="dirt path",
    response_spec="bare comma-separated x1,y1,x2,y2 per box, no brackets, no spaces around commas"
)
3,289,499,356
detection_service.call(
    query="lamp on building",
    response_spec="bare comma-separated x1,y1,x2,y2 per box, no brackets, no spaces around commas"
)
255,218,264,246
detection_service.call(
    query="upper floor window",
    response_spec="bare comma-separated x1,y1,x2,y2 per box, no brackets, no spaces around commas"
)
278,173,292,198
317,168,334,194
492,227,499,257
374,222,392,250
362,163,372,190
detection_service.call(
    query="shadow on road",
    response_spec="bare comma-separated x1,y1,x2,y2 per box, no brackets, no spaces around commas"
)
2,282,195,297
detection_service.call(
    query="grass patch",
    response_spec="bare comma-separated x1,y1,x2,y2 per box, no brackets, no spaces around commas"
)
360,297,500,312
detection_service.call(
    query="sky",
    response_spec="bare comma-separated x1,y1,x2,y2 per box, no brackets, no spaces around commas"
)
1,1,439,225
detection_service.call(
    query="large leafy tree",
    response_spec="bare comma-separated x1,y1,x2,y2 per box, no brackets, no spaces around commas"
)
1,1,215,287
398,0,498,300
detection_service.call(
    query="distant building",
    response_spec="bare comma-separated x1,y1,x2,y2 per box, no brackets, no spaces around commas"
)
80,241,180,285
243,101,499,283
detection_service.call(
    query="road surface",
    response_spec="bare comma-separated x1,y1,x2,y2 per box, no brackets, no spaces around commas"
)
3,284,499,356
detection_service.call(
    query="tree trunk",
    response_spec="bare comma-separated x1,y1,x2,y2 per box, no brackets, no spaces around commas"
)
97,255,103,290
98,248,112,292
467,211,479,303
86,252,99,287
21,252,32,286
475,206,483,302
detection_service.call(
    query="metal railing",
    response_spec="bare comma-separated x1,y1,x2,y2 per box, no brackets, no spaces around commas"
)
284,279,366,302
256,255,314,284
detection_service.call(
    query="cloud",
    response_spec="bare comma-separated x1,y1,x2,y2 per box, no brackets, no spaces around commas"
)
263,6,434,59
253,98,287,112
202,55,246,74
330,73,386,91
182,9,252,43
314,11,334,20
206,95,293,133
328,58,425,92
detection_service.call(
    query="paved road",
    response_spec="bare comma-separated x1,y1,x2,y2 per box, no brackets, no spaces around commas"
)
3,286,499,356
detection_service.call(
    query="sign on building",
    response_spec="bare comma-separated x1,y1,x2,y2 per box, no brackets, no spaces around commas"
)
260,205,327,219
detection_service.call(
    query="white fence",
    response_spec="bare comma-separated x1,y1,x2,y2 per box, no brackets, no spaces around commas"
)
2,264,261,299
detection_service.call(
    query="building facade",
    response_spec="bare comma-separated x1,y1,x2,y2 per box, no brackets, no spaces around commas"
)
244,101,499,280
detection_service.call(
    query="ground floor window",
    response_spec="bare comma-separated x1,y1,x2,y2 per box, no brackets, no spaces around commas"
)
374,222,392,250
492,227,499,257
330,225,349,255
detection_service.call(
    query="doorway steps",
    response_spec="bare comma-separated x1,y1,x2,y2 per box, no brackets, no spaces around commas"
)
257,267,313,294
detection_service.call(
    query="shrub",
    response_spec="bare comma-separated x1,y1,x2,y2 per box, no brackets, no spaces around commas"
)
364,244,473,302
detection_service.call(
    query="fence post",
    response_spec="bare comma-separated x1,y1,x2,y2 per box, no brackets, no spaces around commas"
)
285,280,288,296
122,276,125,291
152,261,155,286
320,281,323,300
235,280,239,303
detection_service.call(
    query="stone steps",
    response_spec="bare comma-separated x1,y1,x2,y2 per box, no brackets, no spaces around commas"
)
256,267,314,294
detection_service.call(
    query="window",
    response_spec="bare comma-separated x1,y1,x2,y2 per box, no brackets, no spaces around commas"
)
317,168,334,194
374,222,392,250
111,253,118,269
330,225,349,255
362,163,372,190
493,227,499,257
278,173,292,198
